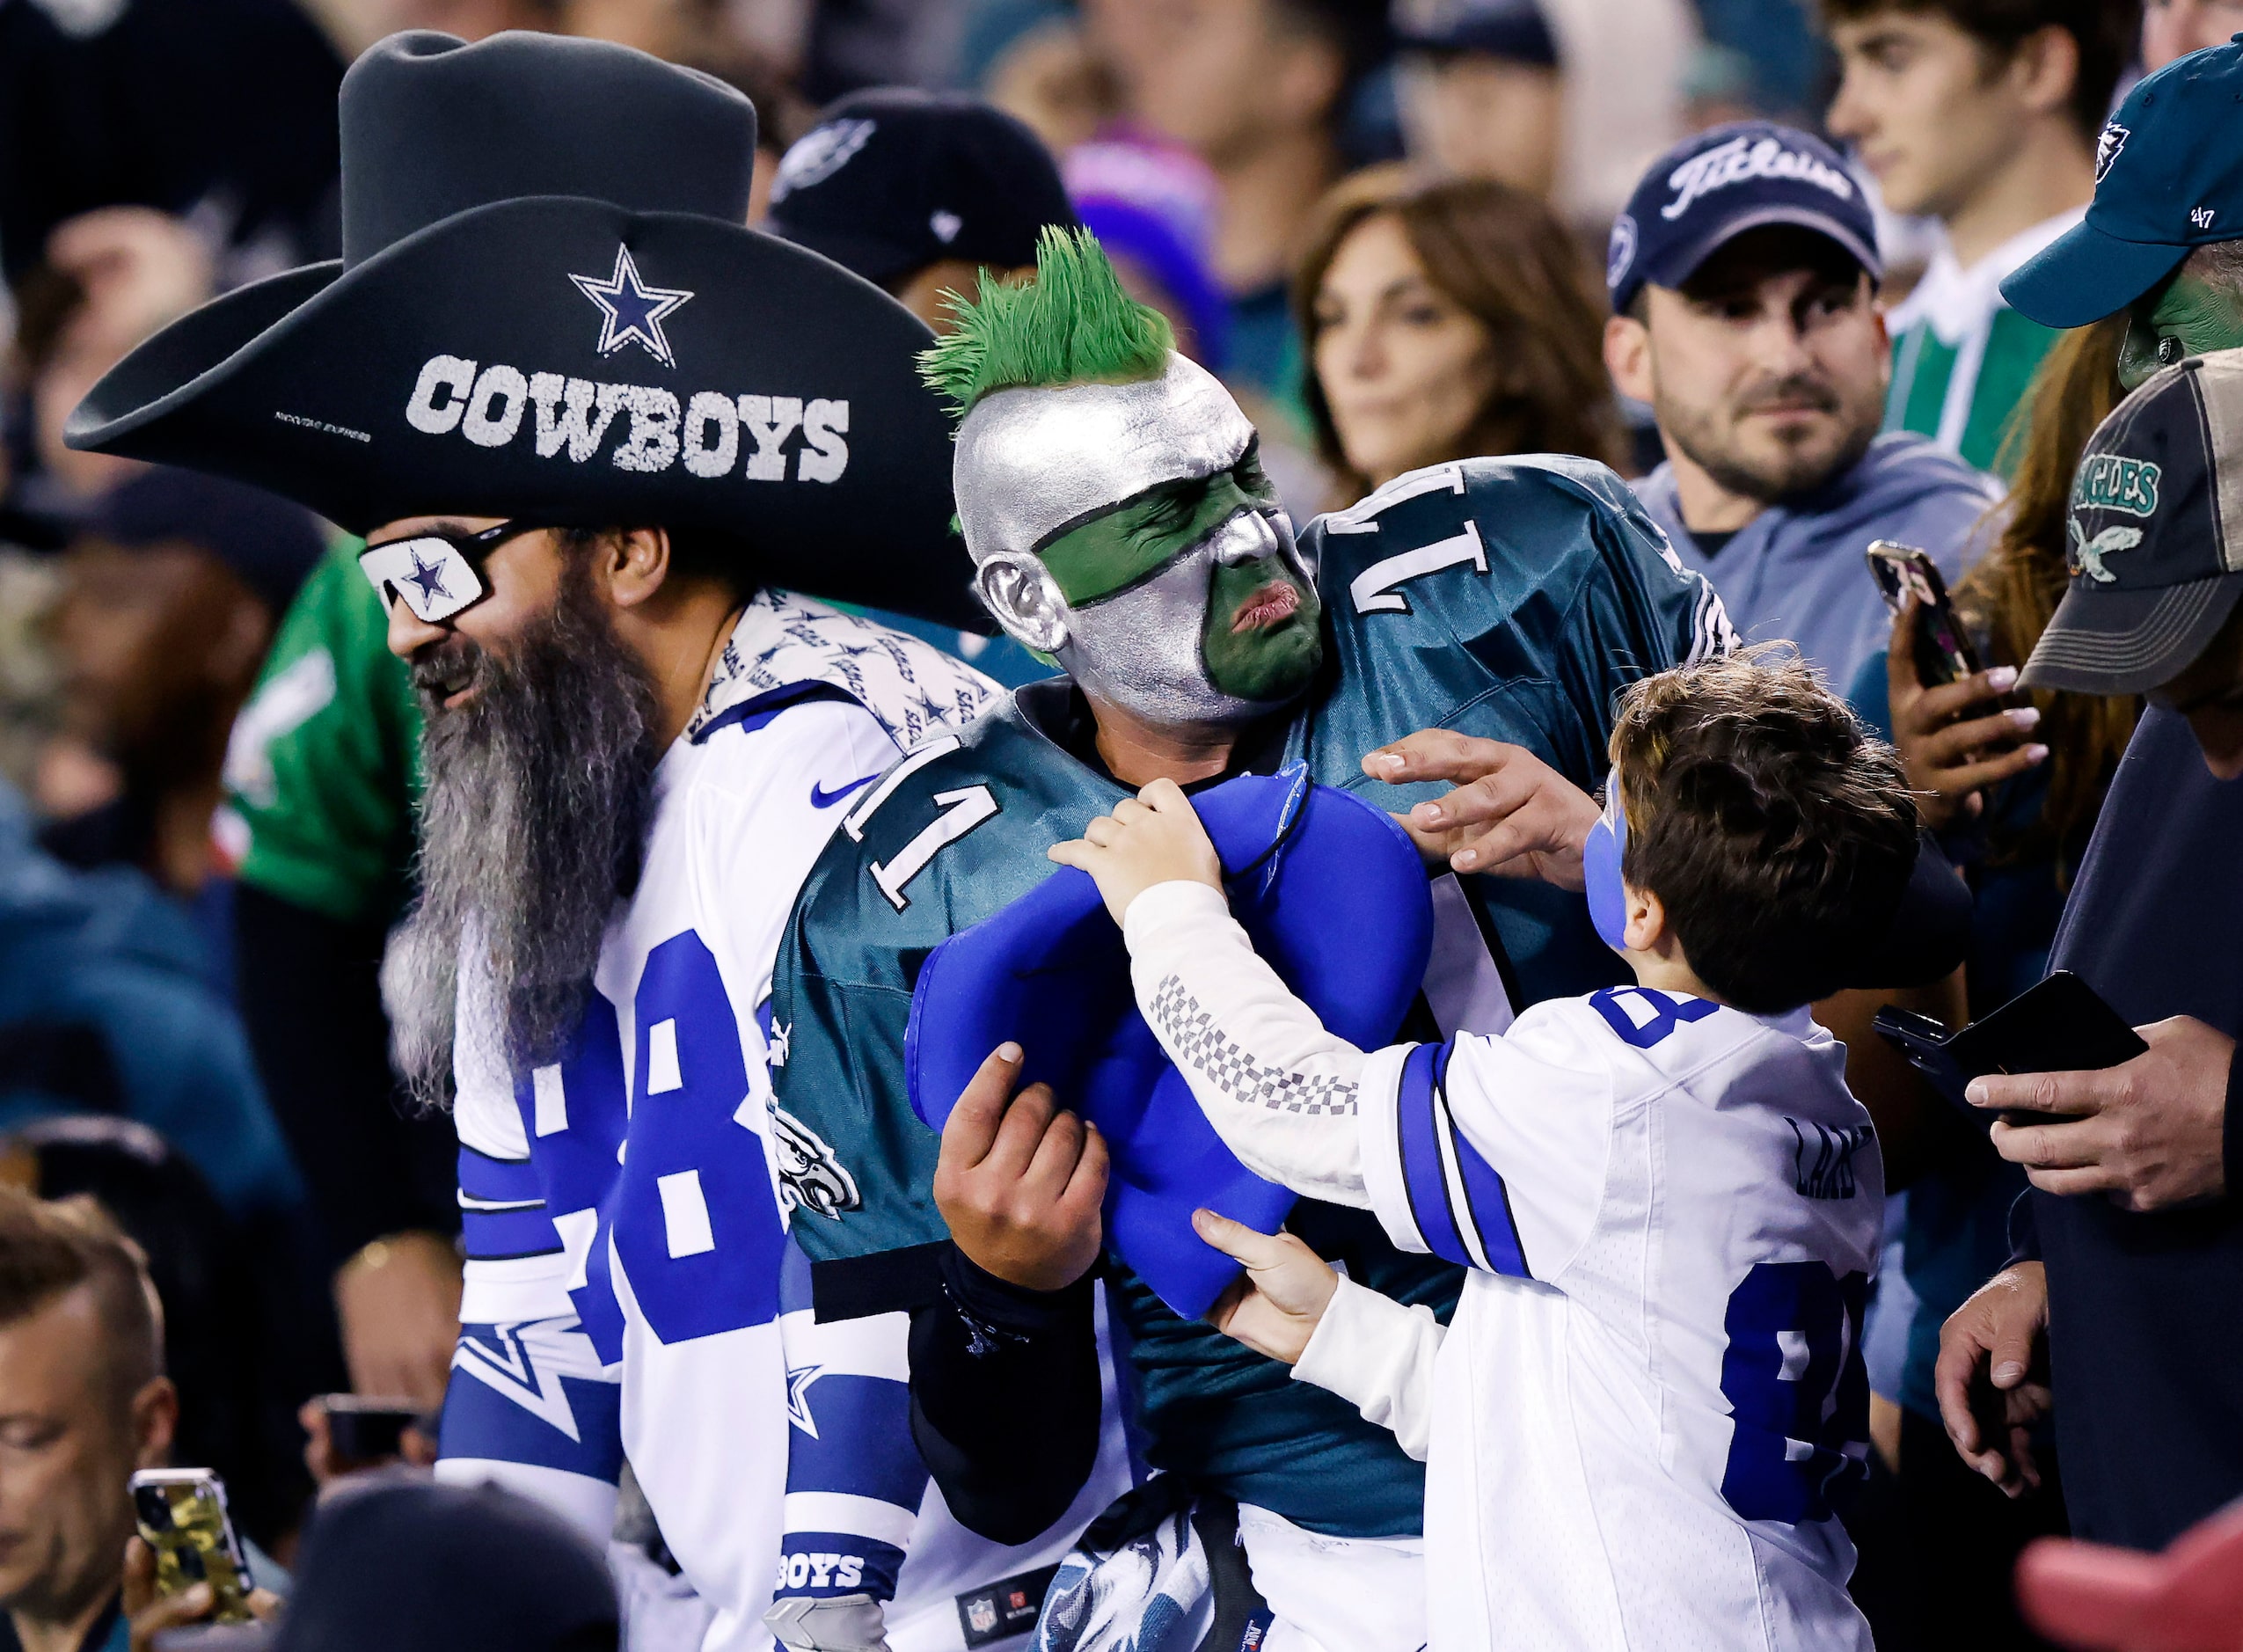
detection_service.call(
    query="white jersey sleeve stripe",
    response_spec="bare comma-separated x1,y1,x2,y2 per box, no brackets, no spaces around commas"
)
780,1491,919,1552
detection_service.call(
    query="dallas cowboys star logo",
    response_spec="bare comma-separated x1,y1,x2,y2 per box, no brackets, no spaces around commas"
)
405,550,451,603
785,1364,824,1436
569,245,693,369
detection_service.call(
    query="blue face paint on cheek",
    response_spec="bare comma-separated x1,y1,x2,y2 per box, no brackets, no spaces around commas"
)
1583,774,1629,952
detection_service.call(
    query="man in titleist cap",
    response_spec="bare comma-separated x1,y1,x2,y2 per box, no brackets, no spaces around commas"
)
1940,349,2243,1553
65,27,1109,1652
1607,121,2001,693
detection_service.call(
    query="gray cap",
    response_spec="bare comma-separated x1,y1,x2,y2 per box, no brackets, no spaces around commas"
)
2022,347,2243,695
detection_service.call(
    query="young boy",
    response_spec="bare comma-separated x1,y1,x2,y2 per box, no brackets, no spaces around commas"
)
1048,653,1919,1650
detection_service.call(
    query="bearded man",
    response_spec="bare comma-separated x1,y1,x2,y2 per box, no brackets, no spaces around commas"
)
757,228,1735,1651
65,31,1125,1652
1604,121,2003,693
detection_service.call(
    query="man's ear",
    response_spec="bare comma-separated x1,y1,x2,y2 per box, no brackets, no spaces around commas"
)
1604,312,1655,406
975,553,1072,654
602,527,672,610
131,1377,179,1469
1620,881,1668,955
2006,23,2081,121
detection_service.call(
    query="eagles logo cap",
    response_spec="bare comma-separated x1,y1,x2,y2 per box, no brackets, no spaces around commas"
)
2004,40,2243,329
1607,121,1880,318
764,89,1077,291
2021,348,2243,695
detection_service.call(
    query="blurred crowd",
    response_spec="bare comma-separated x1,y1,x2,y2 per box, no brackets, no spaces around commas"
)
4,0,2243,1649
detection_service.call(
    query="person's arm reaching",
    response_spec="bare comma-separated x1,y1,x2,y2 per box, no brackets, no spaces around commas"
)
1190,1210,1446,1461
1048,782,1371,1208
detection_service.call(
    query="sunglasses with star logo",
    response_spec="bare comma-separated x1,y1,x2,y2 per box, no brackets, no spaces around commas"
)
358,519,552,624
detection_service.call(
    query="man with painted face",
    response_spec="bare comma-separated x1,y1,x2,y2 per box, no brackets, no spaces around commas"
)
62,32,1128,1652
1999,37,2243,384
767,228,1735,1648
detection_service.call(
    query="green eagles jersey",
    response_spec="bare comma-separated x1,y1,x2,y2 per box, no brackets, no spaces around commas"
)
222,538,423,926
1886,305,2059,478
769,455,1729,1537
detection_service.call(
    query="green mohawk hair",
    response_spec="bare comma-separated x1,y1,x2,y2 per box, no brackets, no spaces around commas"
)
918,225,1175,423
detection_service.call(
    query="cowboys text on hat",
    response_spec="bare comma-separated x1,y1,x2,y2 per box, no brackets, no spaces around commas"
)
403,355,850,484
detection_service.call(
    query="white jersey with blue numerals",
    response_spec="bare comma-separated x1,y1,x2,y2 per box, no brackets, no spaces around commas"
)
1118,882,1882,1652
434,592,1068,1652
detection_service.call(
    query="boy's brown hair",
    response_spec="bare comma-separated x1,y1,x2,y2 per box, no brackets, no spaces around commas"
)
1610,650,1919,1014
1818,0,2139,147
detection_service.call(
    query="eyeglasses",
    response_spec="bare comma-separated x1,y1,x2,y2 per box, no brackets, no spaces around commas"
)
358,519,548,624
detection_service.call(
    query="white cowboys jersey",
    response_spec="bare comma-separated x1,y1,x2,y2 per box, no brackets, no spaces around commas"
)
1119,882,1882,1652
435,595,1119,1652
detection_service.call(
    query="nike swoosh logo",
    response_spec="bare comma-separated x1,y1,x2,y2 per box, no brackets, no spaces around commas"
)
810,774,880,809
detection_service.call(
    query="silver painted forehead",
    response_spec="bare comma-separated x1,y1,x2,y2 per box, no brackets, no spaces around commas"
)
952,353,1257,564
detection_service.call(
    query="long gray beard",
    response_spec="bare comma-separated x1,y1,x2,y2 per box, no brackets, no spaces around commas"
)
382,571,661,1111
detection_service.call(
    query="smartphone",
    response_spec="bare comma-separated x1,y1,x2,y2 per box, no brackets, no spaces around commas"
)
318,1395,423,1466
1866,540,1983,687
1873,971,2148,1115
130,1470,256,1624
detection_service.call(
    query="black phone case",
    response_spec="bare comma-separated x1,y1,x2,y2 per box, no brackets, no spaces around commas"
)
1873,971,2147,1111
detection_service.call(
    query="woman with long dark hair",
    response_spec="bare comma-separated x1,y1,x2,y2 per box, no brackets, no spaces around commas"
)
1293,169,1626,508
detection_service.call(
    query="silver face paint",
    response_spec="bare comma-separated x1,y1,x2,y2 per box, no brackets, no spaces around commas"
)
953,355,1258,564
1055,504,1314,729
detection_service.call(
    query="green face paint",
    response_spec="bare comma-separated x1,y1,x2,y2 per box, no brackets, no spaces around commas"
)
2120,268,2243,390
1201,553,1323,702
1036,448,1282,606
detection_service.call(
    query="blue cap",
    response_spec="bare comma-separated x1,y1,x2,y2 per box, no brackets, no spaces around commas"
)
1392,0,1559,66
2003,40,2243,329
1607,121,1881,317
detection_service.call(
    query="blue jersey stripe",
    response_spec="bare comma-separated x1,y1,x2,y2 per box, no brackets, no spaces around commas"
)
785,1372,929,1510
462,1204,561,1261
1396,1042,1472,1267
774,1534,905,1603
458,1144,544,1203
1436,1074,1531,1278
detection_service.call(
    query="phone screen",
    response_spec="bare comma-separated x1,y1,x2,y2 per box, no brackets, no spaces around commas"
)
1866,540,1981,686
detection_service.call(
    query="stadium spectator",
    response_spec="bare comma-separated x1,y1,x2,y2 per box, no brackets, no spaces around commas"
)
2142,0,2243,66
1851,318,2134,1649
765,88,1077,334
0,1188,176,1652
41,471,325,969
1295,168,1626,507
1605,121,2000,692
1937,348,2243,1553
1390,0,1566,199
1823,0,2134,474
1084,0,1387,399
1392,0,1700,236
9,1115,316,1561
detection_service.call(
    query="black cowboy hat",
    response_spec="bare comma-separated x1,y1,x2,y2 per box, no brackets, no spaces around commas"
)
65,30,983,630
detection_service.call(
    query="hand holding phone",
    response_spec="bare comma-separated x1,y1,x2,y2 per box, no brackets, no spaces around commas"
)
1867,540,2047,828
1873,972,2149,1118
129,1470,257,1625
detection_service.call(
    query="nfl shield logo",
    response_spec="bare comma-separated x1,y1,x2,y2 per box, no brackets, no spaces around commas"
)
966,1597,997,1635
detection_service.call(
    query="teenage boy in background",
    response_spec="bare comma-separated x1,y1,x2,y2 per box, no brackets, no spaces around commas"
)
1824,0,2134,473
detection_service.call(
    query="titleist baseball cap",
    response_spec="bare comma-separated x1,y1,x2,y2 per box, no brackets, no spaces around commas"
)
2021,347,2243,695
1607,121,1881,317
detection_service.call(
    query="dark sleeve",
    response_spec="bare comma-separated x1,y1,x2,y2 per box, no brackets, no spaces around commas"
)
2006,1188,2041,1268
907,1243,1101,1545
232,883,459,1271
